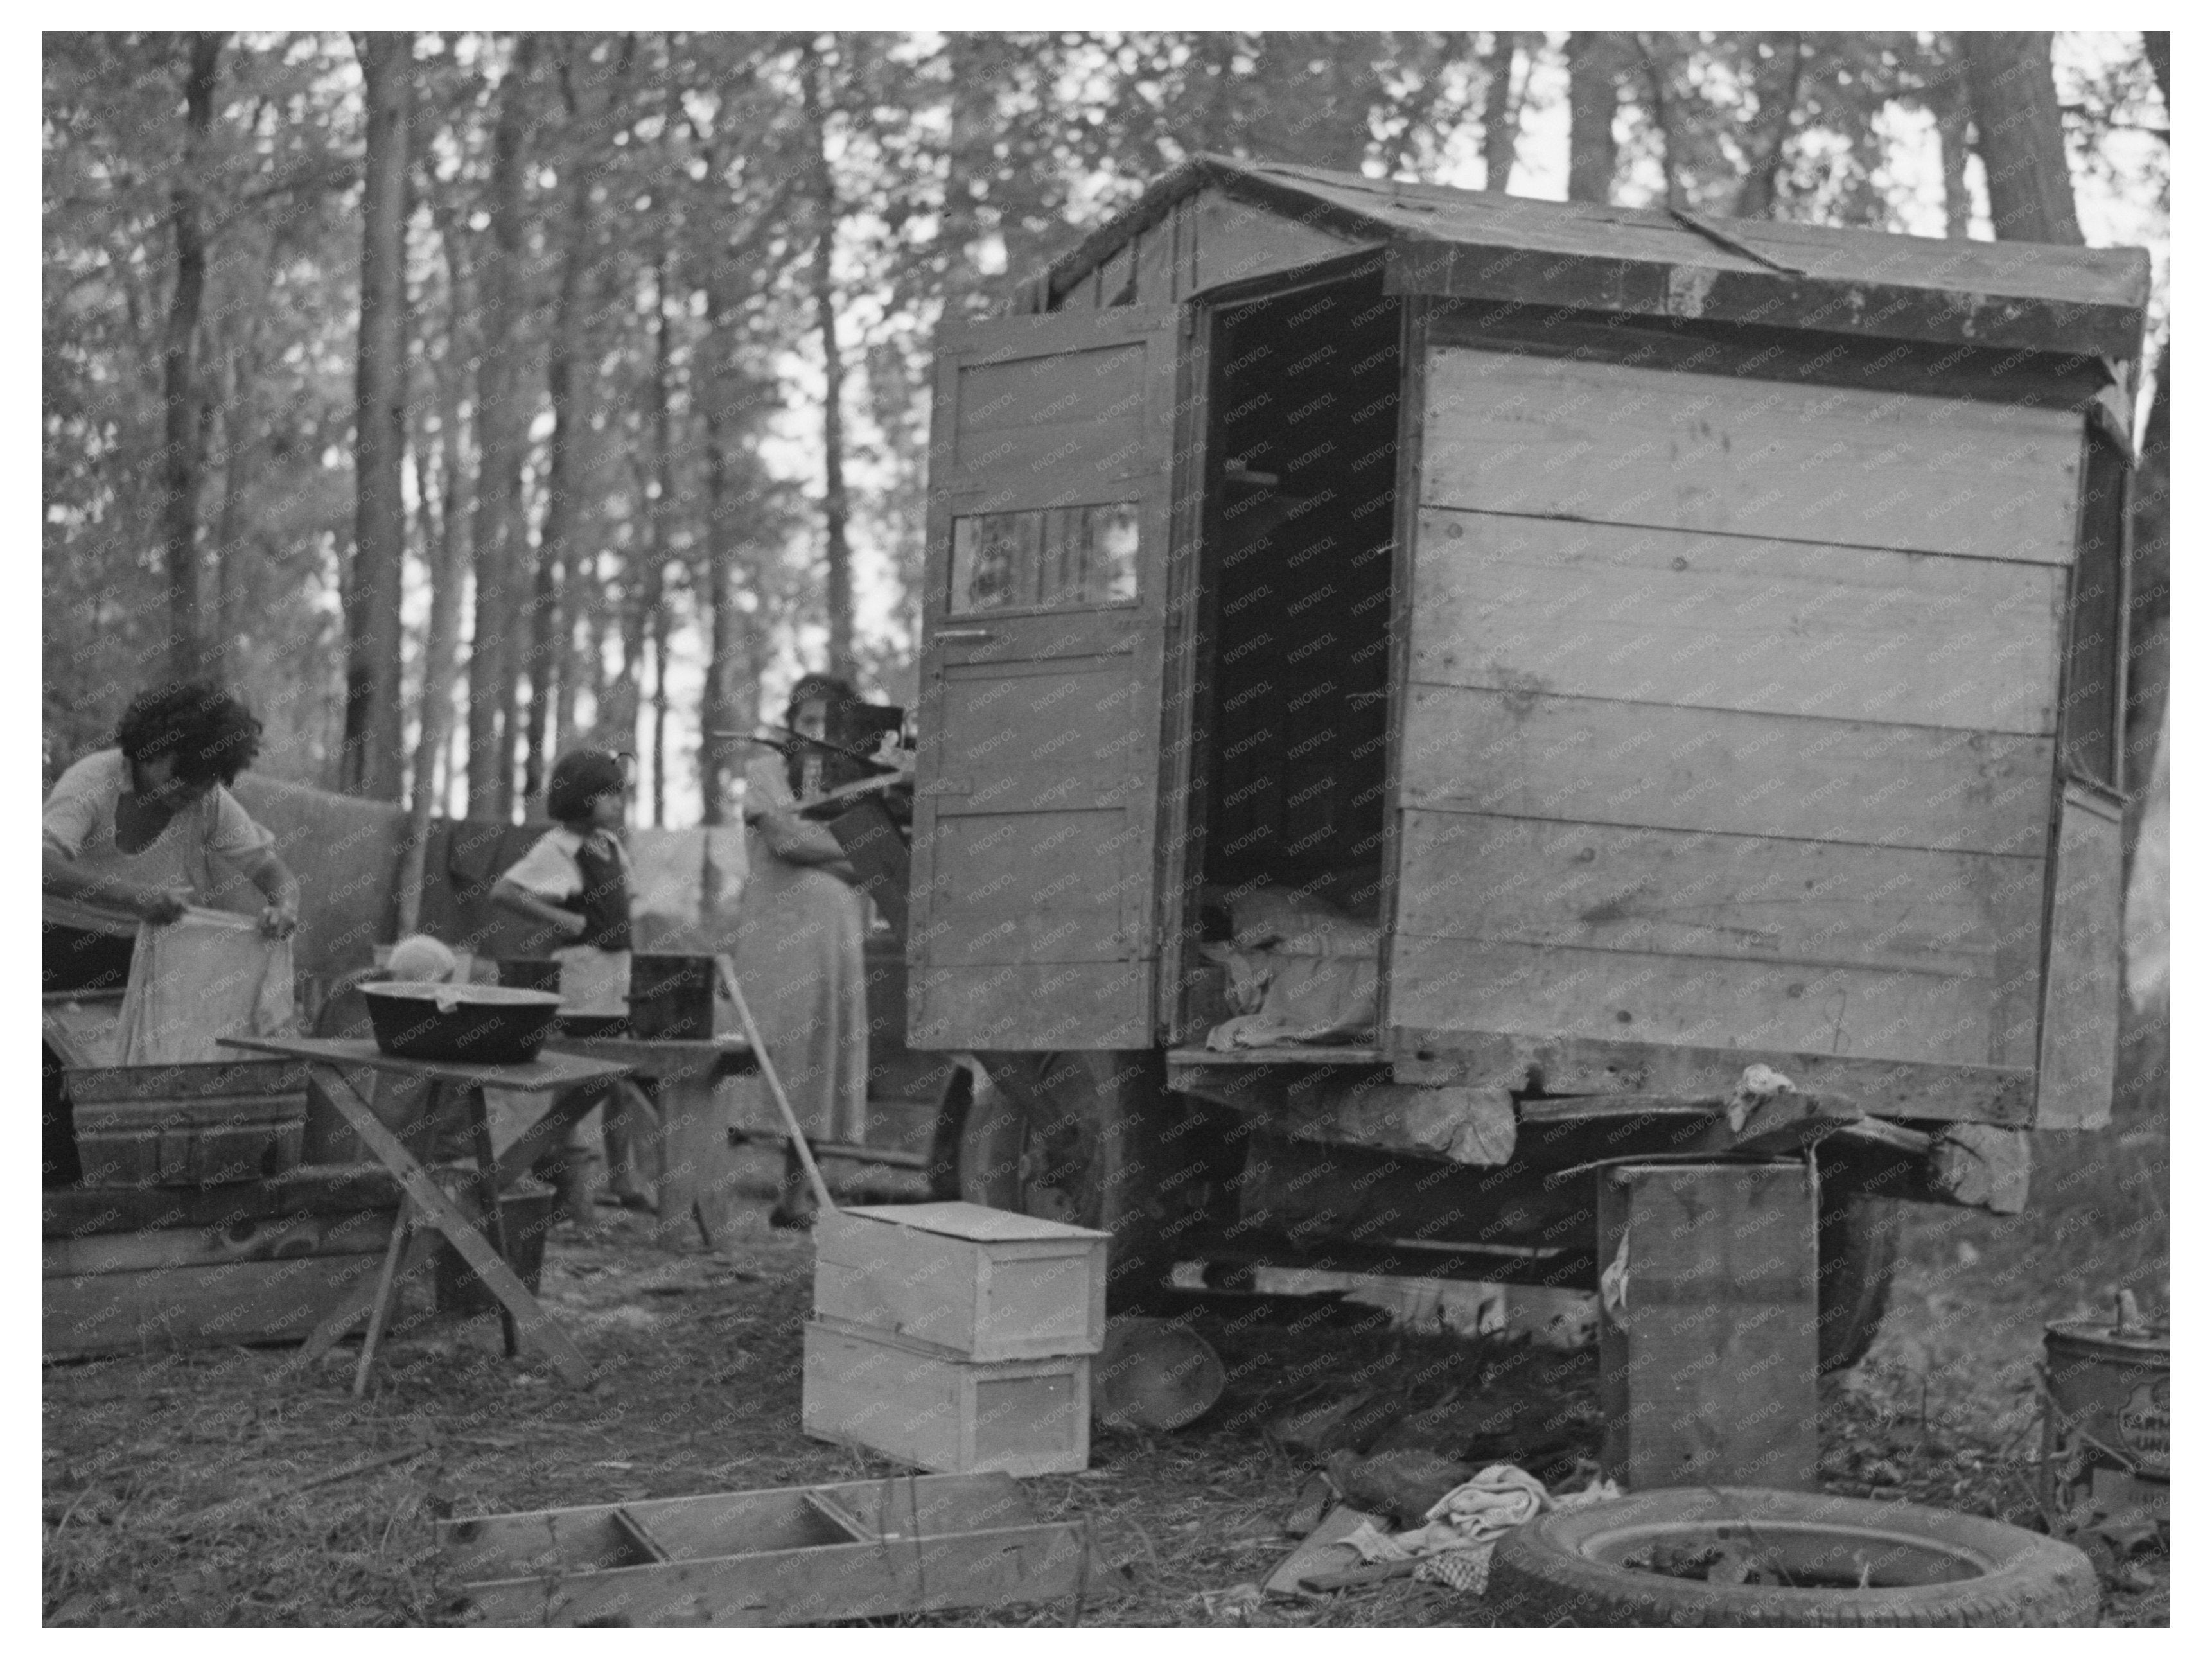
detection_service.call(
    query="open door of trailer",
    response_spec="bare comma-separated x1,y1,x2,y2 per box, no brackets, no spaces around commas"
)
908,306,1182,1051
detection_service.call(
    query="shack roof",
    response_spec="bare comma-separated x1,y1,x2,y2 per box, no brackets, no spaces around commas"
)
1036,155,2152,363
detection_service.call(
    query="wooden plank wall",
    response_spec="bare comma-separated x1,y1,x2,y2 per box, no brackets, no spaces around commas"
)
1393,347,2082,1071
1051,189,1364,312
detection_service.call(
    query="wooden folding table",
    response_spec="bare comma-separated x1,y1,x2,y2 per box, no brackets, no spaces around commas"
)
222,1035,635,1391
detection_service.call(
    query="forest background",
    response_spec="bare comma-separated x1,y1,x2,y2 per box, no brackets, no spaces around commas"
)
41,30,2169,840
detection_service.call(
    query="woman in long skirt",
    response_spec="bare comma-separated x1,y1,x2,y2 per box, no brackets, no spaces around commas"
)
731,674,870,1226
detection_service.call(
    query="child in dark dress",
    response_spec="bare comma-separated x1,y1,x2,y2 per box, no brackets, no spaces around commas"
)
492,748,651,1220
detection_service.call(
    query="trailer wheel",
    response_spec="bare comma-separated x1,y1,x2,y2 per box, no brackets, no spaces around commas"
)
1486,1486,2097,1626
1818,1189,1900,1374
951,1051,1219,1312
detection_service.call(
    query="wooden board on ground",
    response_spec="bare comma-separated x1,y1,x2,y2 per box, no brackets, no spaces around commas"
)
45,1254,389,1358
440,1471,1101,1626
43,1208,396,1276
1263,1505,1389,1600
43,1164,405,1234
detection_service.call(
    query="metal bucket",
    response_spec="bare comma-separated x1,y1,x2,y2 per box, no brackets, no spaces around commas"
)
434,1182,557,1317
2041,1293,2168,1531
1092,1317,1226,1432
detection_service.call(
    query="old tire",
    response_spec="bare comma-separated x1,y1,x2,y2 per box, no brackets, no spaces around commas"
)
1818,1190,1899,1374
1487,1488,2098,1626
954,1051,1223,1312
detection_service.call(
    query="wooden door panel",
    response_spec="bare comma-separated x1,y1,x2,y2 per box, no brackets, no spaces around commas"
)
909,306,1181,1051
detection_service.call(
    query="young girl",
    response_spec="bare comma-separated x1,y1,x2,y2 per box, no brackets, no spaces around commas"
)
491,748,649,1217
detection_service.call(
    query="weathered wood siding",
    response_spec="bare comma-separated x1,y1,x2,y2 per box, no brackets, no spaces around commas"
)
2035,780,2124,1128
1391,345,2079,1072
1050,188,1366,311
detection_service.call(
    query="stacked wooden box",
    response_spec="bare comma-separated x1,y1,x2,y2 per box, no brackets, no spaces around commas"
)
803,1202,1109,1476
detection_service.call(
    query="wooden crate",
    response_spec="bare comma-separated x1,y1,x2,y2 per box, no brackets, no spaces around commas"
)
812,1201,1108,1360
440,1471,1097,1626
1595,1161,1819,1491
802,1315,1090,1477
44,1164,402,1359
68,1059,308,1187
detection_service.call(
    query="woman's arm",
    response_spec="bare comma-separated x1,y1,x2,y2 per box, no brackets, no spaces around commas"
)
230,843,301,938
742,753,857,879
491,876,588,939
42,845,186,924
751,806,857,875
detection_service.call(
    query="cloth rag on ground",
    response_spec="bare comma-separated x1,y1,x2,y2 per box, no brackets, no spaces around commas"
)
116,907,296,1066
1340,1464,1624,1593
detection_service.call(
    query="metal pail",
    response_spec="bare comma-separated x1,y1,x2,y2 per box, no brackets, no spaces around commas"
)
2041,1295,2168,1529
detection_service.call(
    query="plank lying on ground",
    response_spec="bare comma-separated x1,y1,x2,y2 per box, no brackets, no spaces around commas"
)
44,1256,385,1358
43,1166,405,1236
43,1209,397,1277
441,1473,1099,1627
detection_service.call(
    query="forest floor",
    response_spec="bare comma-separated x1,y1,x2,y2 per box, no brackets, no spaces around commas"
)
44,1100,2168,1629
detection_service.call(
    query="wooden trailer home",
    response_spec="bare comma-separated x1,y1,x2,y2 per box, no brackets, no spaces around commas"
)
907,157,2150,1389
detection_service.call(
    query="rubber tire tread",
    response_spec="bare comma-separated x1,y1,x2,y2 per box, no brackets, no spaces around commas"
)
1486,1487,2098,1626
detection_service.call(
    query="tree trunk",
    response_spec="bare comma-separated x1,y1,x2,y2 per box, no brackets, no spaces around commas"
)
1962,33,2083,244
161,33,224,685
698,288,761,826
466,35,536,820
343,31,412,801
396,218,475,935
1477,33,1522,193
1732,35,1803,218
1633,35,1685,212
803,44,857,682
1936,87,1974,238
647,235,682,796
2142,32,2168,109
209,324,253,680
649,602,672,828
525,39,620,798
1565,33,1619,204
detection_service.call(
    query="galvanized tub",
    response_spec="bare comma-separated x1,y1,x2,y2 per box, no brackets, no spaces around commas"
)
2042,1294,2168,1531
67,1059,308,1188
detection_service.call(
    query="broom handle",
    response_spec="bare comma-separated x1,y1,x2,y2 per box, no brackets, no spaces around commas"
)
714,953,837,1214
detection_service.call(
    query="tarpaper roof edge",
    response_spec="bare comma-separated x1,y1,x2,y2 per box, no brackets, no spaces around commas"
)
1024,155,2150,356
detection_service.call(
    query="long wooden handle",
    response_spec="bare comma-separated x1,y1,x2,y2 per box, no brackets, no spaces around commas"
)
714,953,836,1215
